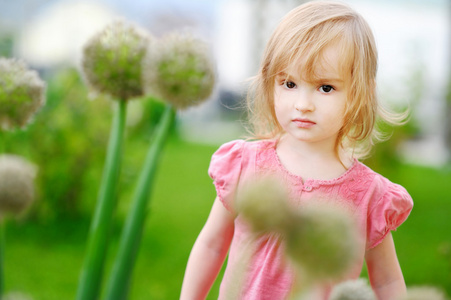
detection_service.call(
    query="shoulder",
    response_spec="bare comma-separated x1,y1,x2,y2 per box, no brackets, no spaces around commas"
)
208,139,272,175
357,162,413,222
361,165,413,249
357,163,411,201
350,162,404,192
208,138,277,182
208,139,275,212
343,162,412,208
211,139,274,160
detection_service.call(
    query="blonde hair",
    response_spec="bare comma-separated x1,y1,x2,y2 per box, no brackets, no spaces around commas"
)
246,0,407,158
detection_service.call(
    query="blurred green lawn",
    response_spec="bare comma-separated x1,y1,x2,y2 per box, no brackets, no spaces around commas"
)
4,137,451,299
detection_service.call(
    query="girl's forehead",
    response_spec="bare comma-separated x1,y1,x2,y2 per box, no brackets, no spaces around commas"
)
281,43,344,81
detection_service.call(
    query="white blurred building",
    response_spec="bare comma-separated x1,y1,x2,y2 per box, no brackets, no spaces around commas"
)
15,1,119,67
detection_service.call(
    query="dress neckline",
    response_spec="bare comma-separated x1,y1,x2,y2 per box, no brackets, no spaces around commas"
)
266,139,360,186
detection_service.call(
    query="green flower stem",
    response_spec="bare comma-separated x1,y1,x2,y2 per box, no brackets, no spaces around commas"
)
0,131,5,153
76,100,127,300
103,104,175,300
0,220,4,298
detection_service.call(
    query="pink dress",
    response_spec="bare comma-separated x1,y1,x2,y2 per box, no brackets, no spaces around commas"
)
208,139,413,300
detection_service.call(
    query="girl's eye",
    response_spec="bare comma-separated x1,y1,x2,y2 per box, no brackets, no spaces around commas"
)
319,85,334,93
284,81,296,89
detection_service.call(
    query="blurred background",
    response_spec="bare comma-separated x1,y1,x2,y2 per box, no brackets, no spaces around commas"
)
0,0,450,299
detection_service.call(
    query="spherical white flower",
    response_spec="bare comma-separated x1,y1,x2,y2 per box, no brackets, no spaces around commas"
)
285,204,359,281
402,286,448,300
329,279,376,300
81,20,151,100
143,32,215,109
235,176,292,233
0,154,37,216
3,291,34,300
0,58,46,130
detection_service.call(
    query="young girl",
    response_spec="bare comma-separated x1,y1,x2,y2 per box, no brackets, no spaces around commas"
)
180,1,413,299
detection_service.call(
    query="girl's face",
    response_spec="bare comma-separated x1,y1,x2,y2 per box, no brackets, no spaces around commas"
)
273,44,347,150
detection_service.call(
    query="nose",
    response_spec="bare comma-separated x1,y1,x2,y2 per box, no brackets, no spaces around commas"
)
294,90,315,112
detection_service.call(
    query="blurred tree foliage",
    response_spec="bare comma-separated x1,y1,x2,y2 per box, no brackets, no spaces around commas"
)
364,116,419,173
365,57,424,173
0,33,14,57
6,68,111,221
445,76,451,164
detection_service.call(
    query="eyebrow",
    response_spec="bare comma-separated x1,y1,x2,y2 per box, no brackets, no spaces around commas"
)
318,77,344,83
276,72,343,84
275,72,289,78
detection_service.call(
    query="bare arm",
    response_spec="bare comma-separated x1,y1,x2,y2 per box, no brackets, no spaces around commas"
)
180,197,235,300
365,232,407,300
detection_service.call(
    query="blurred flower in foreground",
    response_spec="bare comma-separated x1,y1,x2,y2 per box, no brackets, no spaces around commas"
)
401,286,448,300
143,33,215,109
81,20,151,100
236,176,292,233
286,204,358,281
0,155,37,217
0,58,46,130
236,177,359,282
329,279,376,300
3,291,34,300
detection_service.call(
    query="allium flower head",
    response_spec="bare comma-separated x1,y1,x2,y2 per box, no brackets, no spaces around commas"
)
236,177,359,282
285,204,359,280
143,32,215,109
402,286,448,300
235,177,292,233
82,20,151,100
3,291,34,300
0,58,46,130
0,154,37,216
329,279,376,300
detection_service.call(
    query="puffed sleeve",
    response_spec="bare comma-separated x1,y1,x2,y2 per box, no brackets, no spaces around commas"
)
367,179,413,249
208,140,245,212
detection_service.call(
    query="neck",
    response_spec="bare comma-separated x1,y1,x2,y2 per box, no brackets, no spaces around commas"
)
278,134,337,161
275,134,353,180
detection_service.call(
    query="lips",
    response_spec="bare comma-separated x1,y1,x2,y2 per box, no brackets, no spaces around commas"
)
292,118,316,128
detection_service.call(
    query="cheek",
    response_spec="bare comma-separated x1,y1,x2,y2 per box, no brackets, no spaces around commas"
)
273,93,283,113
273,100,288,128
273,102,283,122
273,96,289,114
325,98,347,128
271,95,282,123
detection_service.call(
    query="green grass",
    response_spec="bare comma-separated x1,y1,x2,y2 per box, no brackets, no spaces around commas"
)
4,137,222,300
391,165,451,293
3,138,451,299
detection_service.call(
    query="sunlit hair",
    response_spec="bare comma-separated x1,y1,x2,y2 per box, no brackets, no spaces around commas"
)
246,0,408,159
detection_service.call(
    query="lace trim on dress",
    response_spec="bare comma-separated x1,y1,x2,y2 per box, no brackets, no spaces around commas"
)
256,139,360,185
254,139,377,206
